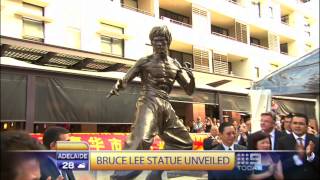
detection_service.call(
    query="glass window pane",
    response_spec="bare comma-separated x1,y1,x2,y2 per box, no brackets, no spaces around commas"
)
23,3,43,16
101,36,112,54
101,23,123,34
23,19,44,39
112,38,123,56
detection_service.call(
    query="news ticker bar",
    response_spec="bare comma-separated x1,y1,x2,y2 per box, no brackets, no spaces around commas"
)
52,142,296,171
10,150,298,171
56,151,234,171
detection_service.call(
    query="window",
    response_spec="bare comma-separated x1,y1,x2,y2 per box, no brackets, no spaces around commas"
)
280,43,288,54
101,23,124,34
250,37,261,45
100,24,124,57
251,1,261,17
23,18,44,42
22,3,44,42
169,50,193,68
268,6,274,19
122,0,138,9
254,67,260,78
281,15,289,24
101,36,123,57
211,25,229,36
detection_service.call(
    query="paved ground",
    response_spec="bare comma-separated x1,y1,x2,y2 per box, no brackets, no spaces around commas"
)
74,170,208,180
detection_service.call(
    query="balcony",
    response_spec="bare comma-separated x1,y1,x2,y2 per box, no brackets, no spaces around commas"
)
212,52,249,79
228,54,249,79
211,12,237,41
121,0,154,16
159,0,192,27
280,4,294,26
280,36,295,56
249,26,269,50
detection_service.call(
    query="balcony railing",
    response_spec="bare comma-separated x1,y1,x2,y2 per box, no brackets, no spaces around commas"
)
121,3,154,16
212,32,236,41
160,16,192,28
250,43,269,50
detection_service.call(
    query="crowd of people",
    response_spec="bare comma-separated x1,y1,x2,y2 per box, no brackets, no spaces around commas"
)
204,112,319,180
1,112,319,180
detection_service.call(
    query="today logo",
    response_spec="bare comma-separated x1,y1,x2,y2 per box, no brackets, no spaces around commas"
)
236,153,261,171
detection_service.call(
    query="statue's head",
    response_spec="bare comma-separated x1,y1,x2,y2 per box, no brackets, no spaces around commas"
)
149,25,172,46
149,26,172,56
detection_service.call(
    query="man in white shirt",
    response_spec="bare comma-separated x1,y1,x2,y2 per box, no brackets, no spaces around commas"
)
209,122,246,180
212,122,247,151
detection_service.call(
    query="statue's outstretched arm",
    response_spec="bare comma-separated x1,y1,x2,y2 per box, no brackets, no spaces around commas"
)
106,58,147,98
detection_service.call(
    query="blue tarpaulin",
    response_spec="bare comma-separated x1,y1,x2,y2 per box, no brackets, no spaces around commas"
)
253,49,319,99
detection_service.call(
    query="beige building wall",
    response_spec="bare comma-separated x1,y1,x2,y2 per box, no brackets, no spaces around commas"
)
0,0,318,87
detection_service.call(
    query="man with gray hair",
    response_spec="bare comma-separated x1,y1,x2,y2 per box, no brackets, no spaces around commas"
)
247,112,285,150
108,25,195,180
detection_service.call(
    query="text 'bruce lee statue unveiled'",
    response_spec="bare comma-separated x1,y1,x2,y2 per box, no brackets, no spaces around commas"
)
108,25,195,180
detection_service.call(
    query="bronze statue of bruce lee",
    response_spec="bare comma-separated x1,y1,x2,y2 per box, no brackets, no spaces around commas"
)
108,25,195,180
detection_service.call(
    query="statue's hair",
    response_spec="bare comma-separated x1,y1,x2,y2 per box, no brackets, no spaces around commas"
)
149,25,172,45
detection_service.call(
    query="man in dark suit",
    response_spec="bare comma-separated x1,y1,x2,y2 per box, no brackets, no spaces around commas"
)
208,122,247,180
247,112,285,150
282,113,293,135
40,126,76,180
277,113,319,180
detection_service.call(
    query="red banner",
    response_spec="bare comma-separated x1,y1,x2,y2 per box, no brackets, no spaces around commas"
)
31,133,209,150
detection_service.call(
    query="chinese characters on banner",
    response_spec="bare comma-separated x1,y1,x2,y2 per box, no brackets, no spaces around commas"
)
31,133,208,150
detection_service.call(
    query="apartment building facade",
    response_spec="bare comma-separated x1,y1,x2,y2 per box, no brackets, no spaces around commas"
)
1,0,318,132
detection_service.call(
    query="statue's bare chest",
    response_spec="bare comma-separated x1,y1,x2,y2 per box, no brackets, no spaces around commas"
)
142,59,178,80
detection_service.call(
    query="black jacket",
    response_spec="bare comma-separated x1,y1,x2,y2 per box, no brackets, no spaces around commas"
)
208,143,247,180
277,133,319,180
